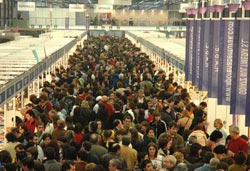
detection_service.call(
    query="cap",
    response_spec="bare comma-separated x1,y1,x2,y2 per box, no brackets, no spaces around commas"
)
230,125,239,134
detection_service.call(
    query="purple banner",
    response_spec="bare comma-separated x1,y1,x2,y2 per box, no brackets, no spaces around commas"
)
245,21,250,126
200,20,209,91
185,20,194,81
194,20,201,88
230,20,249,115
208,20,220,98
192,21,198,85
218,20,236,105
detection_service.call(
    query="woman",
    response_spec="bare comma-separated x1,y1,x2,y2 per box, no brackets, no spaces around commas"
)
158,135,172,157
177,110,192,135
144,143,163,170
102,130,116,151
213,119,228,145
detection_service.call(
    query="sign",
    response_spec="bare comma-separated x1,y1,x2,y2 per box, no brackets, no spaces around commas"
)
98,0,131,5
6,85,14,99
245,22,250,126
230,20,249,114
18,2,35,11
194,20,201,88
69,4,85,12
199,20,210,91
94,4,113,13
179,3,191,13
208,20,221,98
218,20,234,105
191,21,198,85
185,20,194,81
15,80,23,92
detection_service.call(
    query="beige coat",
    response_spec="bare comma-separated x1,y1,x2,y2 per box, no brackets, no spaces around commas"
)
120,145,137,170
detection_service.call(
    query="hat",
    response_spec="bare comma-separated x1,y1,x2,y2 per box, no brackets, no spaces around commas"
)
96,96,102,101
230,125,239,134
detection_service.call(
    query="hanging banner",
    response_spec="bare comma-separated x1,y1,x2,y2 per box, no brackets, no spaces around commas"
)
185,20,194,81
218,20,236,105
69,4,85,12
17,2,35,11
208,20,220,98
194,20,201,88
245,22,250,126
185,20,190,81
200,20,209,91
94,4,113,13
98,0,132,5
230,20,249,114
191,21,198,85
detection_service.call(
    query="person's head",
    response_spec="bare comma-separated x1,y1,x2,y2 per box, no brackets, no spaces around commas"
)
82,141,92,152
141,159,153,171
16,151,27,166
89,121,98,133
203,151,215,164
110,143,121,154
45,147,56,160
25,110,35,122
229,125,240,139
163,155,177,169
96,119,103,130
141,121,149,134
123,114,132,129
158,135,172,150
213,145,227,160
57,120,66,129
36,122,44,133
146,127,155,138
109,158,122,171
214,119,223,129
15,144,25,153
113,119,122,130
5,132,17,143
26,146,38,160
122,135,131,146
209,157,220,168
234,151,247,165
216,162,228,171
173,163,188,171
153,112,161,122
89,133,99,144
147,143,158,158
21,157,34,171
199,102,207,110
173,152,185,164
190,143,202,156
209,130,223,143
61,160,75,171
42,133,52,146
168,121,179,136
0,150,12,164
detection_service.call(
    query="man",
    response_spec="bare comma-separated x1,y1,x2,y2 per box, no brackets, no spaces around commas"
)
21,157,35,171
34,122,45,144
227,125,248,156
44,147,62,171
120,135,137,170
113,119,123,135
89,133,108,161
159,121,184,152
122,114,133,131
150,112,167,138
109,158,123,171
194,152,215,171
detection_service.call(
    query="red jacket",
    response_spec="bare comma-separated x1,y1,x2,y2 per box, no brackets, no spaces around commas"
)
227,136,248,155
25,120,37,133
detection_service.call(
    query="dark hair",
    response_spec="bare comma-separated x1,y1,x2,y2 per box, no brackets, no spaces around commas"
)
82,141,92,152
63,146,76,160
5,132,17,142
168,121,178,129
234,151,246,165
16,151,27,162
147,143,158,158
76,150,88,161
4,163,17,171
21,157,34,169
213,145,227,154
158,135,172,149
26,109,35,118
113,119,121,128
209,130,223,142
141,159,152,170
26,146,38,160
111,143,121,153
62,160,74,171
123,114,132,121
45,147,56,160
190,143,202,156
146,126,155,135
0,150,12,163
199,102,207,107
33,162,45,171
42,133,52,140
122,135,131,146
203,151,214,163
216,162,228,170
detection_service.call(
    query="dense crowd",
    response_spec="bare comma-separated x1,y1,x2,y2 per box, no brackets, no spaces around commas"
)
0,35,249,171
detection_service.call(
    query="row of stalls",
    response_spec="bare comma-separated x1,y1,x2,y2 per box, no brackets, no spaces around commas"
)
0,30,86,147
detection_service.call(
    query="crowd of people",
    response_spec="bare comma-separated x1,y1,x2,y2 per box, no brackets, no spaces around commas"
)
0,35,249,171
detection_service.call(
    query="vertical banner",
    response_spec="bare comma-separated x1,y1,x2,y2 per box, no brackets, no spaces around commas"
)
191,21,198,85
218,20,236,105
208,20,221,98
200,20,210,91
185,20,190,81
245,22,250,126
194,20,201,88
231,20,249,115
185,20,194,81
